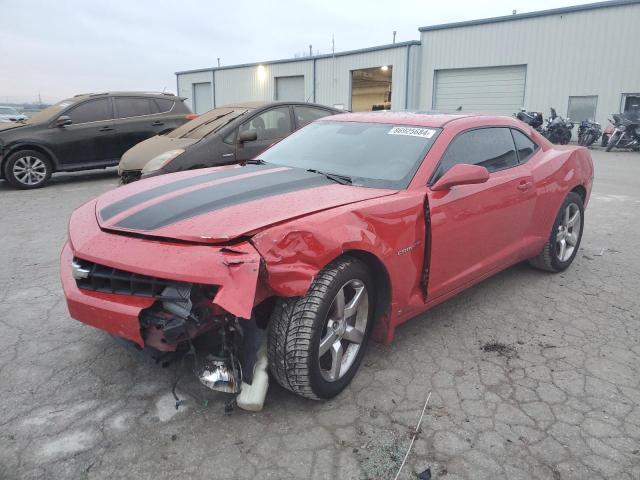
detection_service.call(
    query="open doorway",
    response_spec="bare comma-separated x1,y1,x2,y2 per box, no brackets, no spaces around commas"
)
351,66,392,112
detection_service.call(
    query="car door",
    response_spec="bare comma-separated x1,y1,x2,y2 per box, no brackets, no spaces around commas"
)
113,97,167,159
52,98,118,166
425,127,536,300
235,106,294,161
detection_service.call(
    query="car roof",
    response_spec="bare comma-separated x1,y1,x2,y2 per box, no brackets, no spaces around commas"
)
219,100,341,111
70,91,184,101
320,111,516,128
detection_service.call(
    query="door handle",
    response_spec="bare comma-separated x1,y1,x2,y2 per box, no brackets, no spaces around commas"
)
152,121,164,126
517,181,533,191
98,126,114,132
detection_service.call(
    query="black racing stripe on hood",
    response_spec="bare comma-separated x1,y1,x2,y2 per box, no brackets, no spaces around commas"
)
101,164,271,221
113,169,332,231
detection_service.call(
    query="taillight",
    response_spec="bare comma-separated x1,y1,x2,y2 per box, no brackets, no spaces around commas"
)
185,114,199,120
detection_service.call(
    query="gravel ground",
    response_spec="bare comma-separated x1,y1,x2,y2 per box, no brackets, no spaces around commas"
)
0,150,639,479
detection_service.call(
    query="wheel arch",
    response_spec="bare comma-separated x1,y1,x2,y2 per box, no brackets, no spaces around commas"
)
2,143,58,175
570,184,587,203
340,249,392,344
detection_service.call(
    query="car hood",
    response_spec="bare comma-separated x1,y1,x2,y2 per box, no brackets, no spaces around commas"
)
96,163,397,243
0,122,29,133
118,135,198,172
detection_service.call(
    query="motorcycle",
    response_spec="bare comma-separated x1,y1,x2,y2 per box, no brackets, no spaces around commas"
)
605,109,640,152
540,108,574,145
602,119,615,147
515,109,544,130
577,120,602,147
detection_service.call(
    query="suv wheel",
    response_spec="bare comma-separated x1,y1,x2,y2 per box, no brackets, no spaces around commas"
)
4,150,52,189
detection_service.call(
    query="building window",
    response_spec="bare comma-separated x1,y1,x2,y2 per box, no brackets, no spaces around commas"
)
621,93,640,114
567,96,598,123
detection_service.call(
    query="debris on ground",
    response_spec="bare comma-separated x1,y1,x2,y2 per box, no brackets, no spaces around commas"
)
480,341,516,357
416,467,432,479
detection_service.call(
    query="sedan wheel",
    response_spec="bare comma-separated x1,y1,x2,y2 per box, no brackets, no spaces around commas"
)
529,191,584,272
318,279,368,382
555,203,581,262
4,150,52,189
268,257,375,399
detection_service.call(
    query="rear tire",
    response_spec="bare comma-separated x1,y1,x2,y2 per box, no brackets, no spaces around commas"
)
3,150,52,189
267,256,375,400
529,192,584,272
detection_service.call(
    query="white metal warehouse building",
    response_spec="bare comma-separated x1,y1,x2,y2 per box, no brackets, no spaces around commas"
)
176,0,640,127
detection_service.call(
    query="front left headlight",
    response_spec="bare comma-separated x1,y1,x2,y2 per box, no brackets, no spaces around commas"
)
141,149,185,174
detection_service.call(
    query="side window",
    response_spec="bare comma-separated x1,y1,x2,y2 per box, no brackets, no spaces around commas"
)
154,98,175,113
114,97,159,118
238,107,292,141
294,106,332,128
223,129,236,145
511,129,538,163
66,99,111,124
432,127,518,182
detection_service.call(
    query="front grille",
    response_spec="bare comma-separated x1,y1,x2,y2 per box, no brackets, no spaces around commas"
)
73,258,193,298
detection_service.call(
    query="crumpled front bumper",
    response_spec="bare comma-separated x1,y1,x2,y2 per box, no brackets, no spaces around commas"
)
60,200,263,347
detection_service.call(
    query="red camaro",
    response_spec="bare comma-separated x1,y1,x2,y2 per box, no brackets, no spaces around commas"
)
61,112,593,404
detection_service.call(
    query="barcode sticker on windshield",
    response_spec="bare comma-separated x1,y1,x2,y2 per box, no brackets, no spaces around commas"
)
388,126,436,138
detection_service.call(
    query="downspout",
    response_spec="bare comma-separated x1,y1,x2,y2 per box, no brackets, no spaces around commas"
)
212,69,216,109
312,58,316,103
404,45,411,110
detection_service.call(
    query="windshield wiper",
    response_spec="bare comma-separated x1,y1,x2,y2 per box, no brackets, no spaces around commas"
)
244,158,268,165
306,168,352,185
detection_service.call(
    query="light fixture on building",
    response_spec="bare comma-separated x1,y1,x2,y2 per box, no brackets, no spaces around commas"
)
257,65,267,82
381,65,389,71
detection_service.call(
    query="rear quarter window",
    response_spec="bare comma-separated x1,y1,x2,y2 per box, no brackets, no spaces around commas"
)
511,129,538,163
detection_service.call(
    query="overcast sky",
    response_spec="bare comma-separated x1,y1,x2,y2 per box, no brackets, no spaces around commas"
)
1,0,593,104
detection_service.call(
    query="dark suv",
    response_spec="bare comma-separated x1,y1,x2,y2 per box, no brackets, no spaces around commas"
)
0,92,194,189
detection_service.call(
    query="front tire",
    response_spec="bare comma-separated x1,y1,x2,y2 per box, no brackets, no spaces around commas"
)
267,256,375,400
3,150,52,189
606,132,620,152
529,192,584,272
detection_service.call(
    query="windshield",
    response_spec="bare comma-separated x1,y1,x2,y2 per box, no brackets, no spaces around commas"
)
167,107,251,139
0,107,19,115
258,121,440,189
25,98,77,124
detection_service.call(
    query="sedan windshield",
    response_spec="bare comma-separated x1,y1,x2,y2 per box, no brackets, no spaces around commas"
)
168,107,251,140
0,107,19,115
258,121,440,189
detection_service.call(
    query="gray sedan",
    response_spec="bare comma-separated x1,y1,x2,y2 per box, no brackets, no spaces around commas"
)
118,101,342,183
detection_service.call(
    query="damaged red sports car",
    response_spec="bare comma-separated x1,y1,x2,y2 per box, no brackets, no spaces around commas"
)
61,112,593,407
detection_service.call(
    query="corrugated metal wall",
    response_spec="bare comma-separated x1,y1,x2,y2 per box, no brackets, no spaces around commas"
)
176,44,417,112
177,71,213,112
419,2,640,126
214,61,314,105
314,46,413,110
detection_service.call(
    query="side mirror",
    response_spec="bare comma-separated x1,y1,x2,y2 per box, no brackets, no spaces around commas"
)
56,116,72,128
238,130,257,143
431,164,490,191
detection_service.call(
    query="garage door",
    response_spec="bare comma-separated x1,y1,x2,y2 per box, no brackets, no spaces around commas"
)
433,65,526,115
276,76,305,101
193,82,213,114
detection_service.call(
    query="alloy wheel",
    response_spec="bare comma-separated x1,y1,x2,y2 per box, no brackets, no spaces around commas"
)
13,156,47,186
555,202,581,262
318,279,369,382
